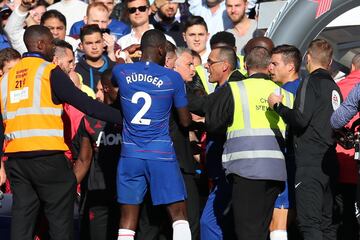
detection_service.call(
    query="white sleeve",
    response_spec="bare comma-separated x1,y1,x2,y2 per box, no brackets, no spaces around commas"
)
188,0,204,15
4,7,28,54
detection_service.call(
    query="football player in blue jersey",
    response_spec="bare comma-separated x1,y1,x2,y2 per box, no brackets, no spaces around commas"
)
112,29,192,240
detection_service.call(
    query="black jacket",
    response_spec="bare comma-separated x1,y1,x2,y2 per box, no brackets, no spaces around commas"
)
276,68,342,171
150,14,186,47
75,55,116,91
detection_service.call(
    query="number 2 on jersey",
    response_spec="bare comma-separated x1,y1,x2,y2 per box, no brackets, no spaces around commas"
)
131,91,152,125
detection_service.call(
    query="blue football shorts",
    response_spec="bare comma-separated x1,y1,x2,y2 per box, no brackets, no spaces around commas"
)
117,156,187,205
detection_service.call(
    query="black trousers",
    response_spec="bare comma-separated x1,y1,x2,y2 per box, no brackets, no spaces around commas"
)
231,174,283,240
335,183,358,240
295,167,337,240
136,172,200,240
5,153,77,240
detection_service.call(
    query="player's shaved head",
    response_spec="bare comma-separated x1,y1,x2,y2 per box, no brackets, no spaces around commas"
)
140,29,167,66
23,25,55,62
244,36,274,57
140,29,167,50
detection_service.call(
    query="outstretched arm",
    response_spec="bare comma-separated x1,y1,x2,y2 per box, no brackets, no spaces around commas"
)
331,84,360,129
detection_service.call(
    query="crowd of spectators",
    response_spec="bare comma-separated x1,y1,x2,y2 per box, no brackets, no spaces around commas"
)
1,0,360,240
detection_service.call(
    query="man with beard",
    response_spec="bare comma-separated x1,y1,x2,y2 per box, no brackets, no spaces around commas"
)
150,0,186,47
226,0,257,54
188,0,231,38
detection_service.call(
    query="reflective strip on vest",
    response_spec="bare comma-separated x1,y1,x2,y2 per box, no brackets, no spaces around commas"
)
1,73,8,112
284,89,292,108
3,107,62,120
222,80,293,181
5,129,64,140
223,80,287,163
236,81,250,128
1,62,63,139
223,150,285,161
227,128,285,138
196,65,216,94
237,55,247,76
1,62,62,120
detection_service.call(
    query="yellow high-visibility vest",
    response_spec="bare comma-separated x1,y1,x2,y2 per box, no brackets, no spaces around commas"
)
237,54,247,77
195,65,216,94
222,78,294,181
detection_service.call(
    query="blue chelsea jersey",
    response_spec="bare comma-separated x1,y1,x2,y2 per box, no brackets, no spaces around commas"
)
112,61,188,160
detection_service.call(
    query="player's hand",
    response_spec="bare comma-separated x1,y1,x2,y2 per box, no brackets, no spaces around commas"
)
115,49,133,63
268,93,283,109
124,44,141,55
191,113,205,123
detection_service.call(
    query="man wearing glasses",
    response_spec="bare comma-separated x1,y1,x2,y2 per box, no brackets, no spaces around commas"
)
189,47,293,240
116,0,175,51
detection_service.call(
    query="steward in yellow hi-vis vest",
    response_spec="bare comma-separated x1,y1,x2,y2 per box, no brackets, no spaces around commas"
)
222,78,294,181
0,56,68,153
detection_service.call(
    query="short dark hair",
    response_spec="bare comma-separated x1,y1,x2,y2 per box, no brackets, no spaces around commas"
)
125,0,150,7
80,24,102,42
191,49,201,62
101,68,114,87
0,48,21,70
53,38,73,52
165,40,177,53
40,10,67,28
210,31,235,49
272,44,302,73
24,24,53,51
53,39,74,58
246,46,271,71
140,29,166,51
216,46,237,71
32,0,49,9
244,37,274,57
183,15,208,33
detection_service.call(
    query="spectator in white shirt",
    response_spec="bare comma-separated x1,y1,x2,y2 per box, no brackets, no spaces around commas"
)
4,0,78,54
187,0,232,38
116,0,175,50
